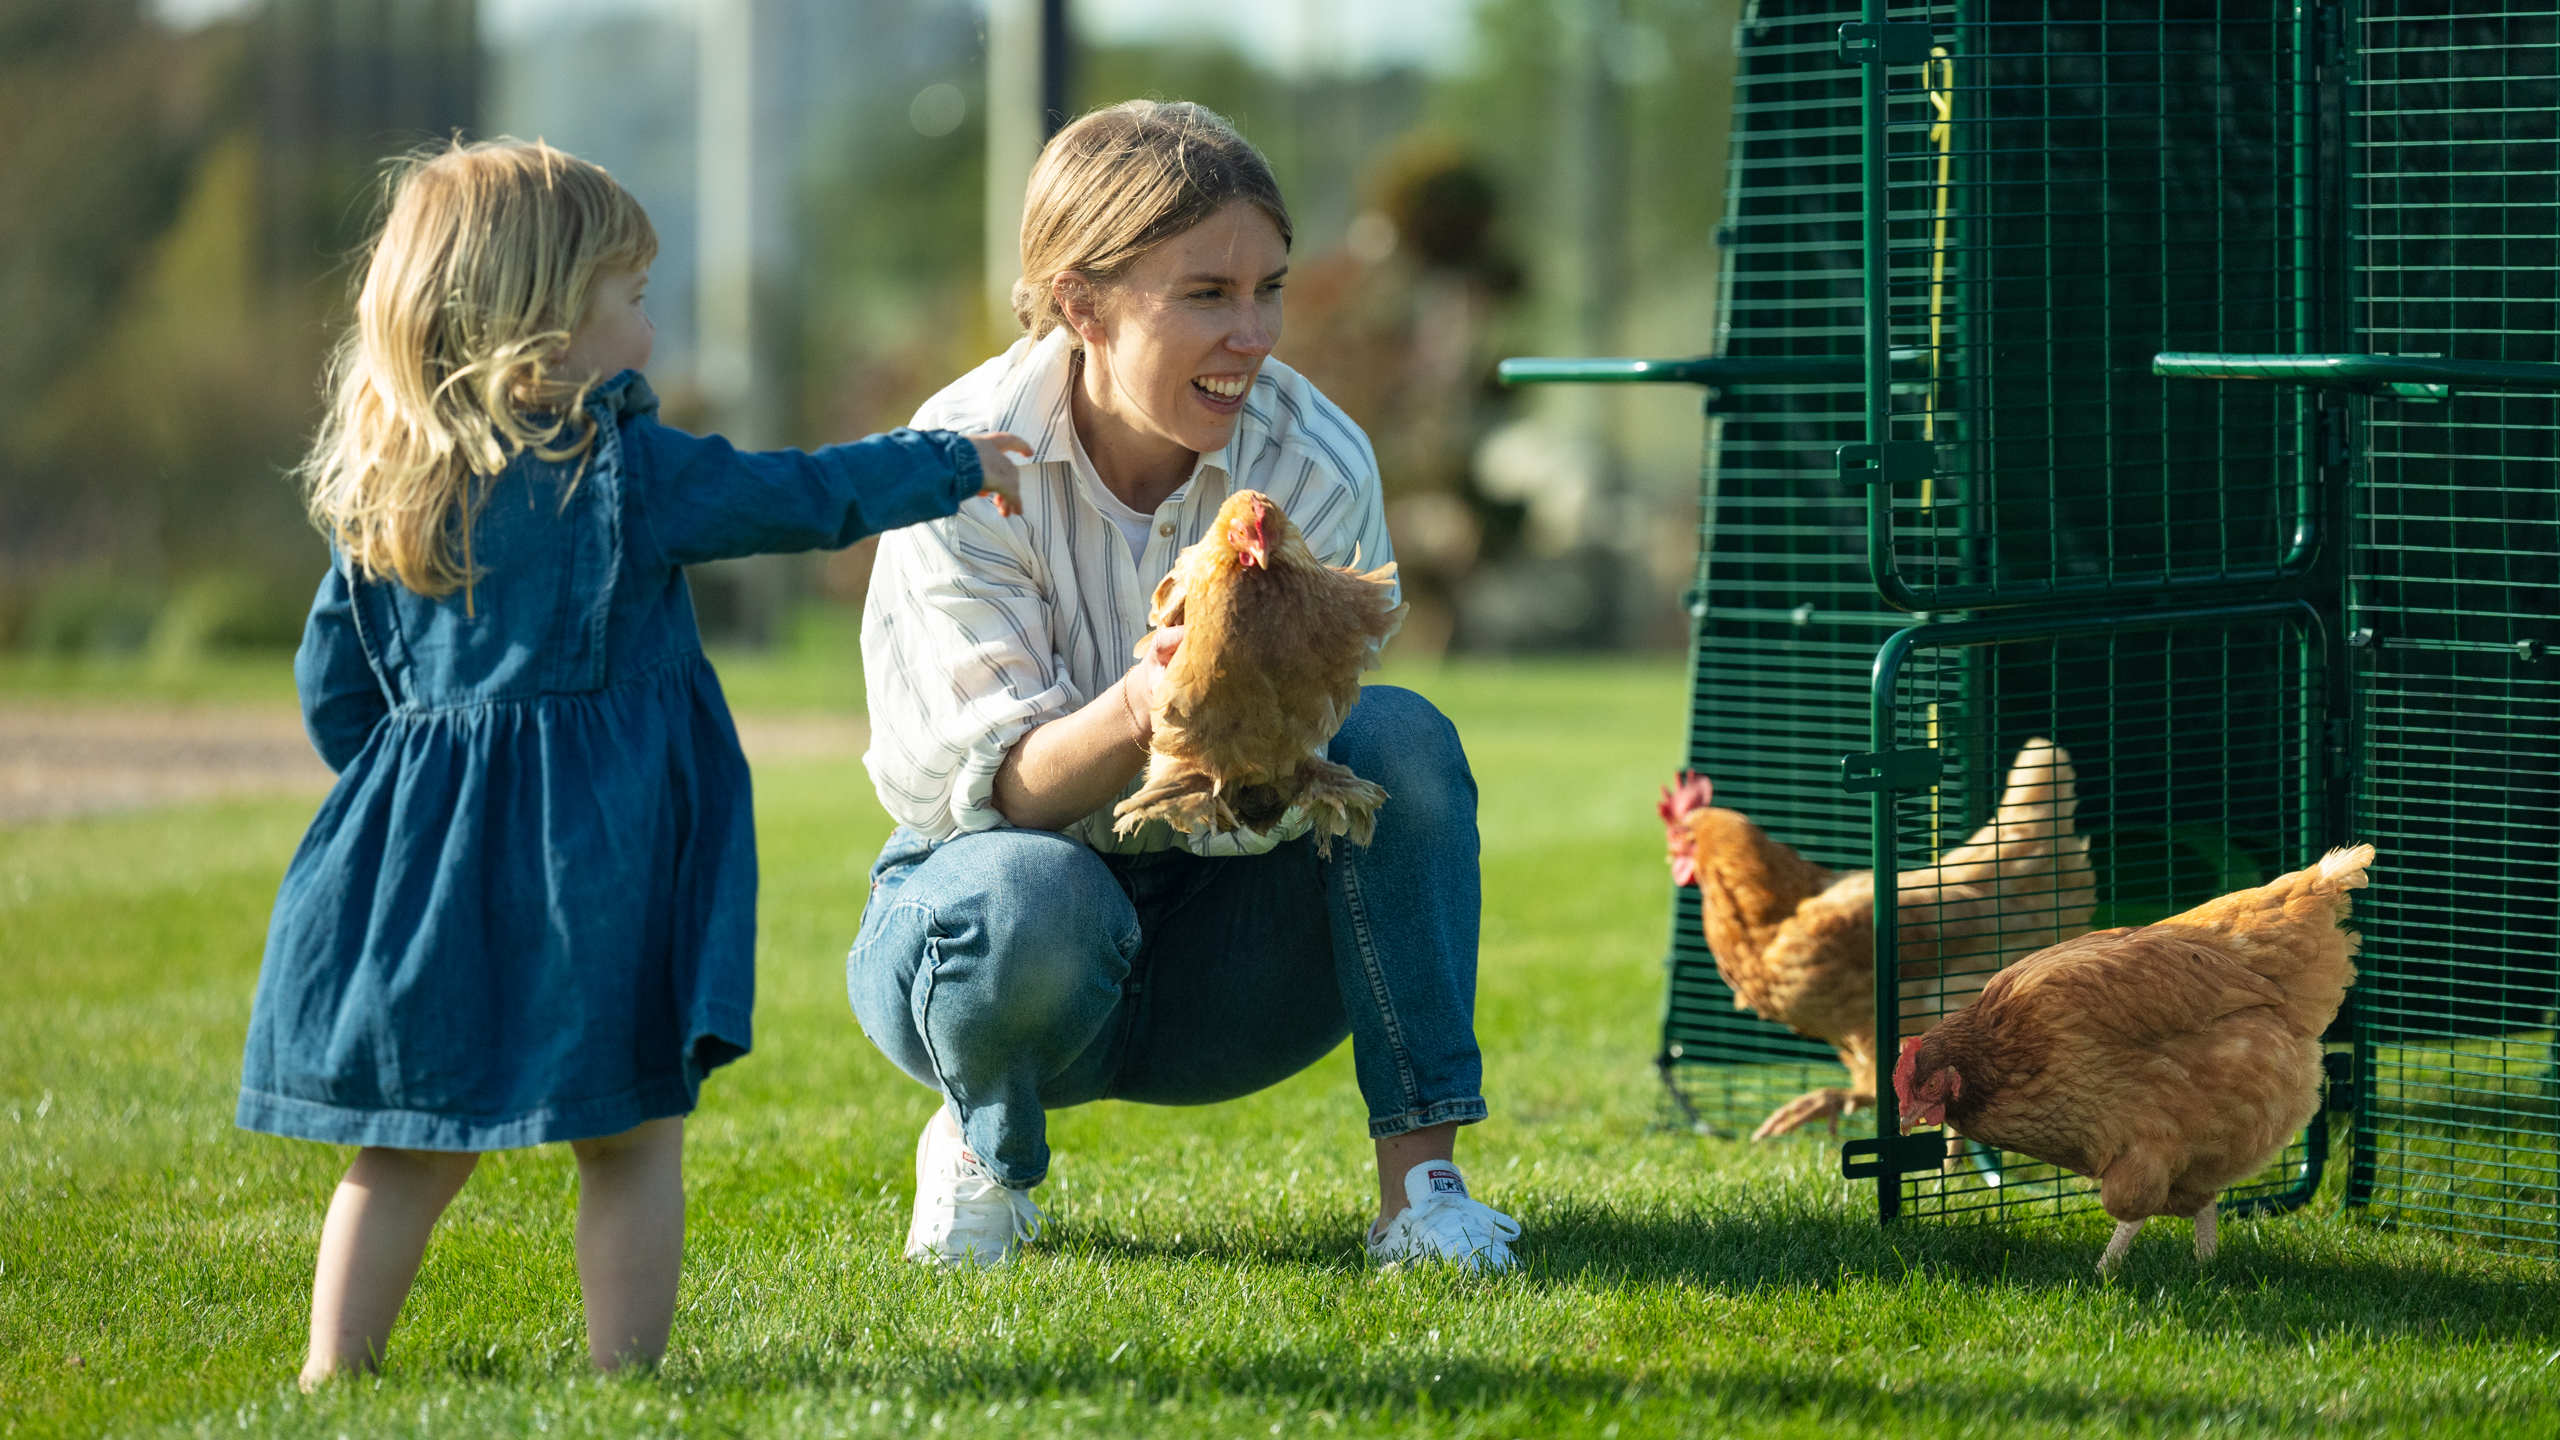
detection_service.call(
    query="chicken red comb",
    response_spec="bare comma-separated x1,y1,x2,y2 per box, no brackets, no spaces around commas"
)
1657,771,1715,824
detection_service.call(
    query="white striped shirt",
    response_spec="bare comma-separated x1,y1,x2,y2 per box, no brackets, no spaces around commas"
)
861,327,1400,855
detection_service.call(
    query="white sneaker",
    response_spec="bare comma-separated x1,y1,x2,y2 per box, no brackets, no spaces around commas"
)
903,1109,1044,1269
1366,1160,1521,1273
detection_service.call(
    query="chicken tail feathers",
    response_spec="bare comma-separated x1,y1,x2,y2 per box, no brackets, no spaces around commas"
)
2312,844,2378,895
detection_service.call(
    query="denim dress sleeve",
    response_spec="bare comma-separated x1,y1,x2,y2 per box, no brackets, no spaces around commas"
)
620,405,987,566
292,562,390,774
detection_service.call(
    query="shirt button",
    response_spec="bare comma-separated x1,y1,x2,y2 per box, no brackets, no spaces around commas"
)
1158,523,1174,536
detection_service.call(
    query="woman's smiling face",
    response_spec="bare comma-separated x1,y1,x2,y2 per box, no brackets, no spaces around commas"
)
1076,200,1288,458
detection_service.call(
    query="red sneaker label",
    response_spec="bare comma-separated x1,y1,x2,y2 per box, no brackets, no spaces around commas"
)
1427,1167,1464,1194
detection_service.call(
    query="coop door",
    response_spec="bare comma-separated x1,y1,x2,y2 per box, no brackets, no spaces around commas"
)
1855,604,2335,1222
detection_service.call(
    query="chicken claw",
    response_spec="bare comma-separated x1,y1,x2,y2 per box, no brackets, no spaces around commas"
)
1750,1086,1870,1140
1294,755,1387,859
1113,764,1234,838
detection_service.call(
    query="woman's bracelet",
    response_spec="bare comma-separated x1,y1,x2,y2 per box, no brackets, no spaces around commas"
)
1118,674,1152,752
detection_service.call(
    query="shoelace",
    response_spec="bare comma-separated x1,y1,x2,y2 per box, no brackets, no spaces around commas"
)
1395,1191,1521,1258
947,1157,1046,1244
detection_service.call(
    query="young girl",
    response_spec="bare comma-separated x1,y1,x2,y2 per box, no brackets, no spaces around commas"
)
236,138,1023,1385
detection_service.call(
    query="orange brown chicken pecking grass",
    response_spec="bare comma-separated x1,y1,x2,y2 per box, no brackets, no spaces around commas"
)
1895,843,2370,1276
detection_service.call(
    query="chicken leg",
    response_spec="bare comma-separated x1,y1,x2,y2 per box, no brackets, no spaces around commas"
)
1750,1085,1867,1140
2193,1201,2218,1263
2098,1218,2146,1277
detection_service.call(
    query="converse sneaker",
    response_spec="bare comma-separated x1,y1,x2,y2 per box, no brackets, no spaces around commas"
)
1366,1160,1521,1273
903,1109,1043,1269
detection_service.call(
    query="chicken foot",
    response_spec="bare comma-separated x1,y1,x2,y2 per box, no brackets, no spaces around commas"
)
1751,1086,1871,1140
1113,761,1236,838
1294,755,1387,858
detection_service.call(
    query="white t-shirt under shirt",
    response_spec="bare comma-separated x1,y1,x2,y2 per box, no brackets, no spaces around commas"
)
1069,426,1160,565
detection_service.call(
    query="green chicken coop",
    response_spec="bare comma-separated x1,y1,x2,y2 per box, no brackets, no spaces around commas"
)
1507,0,2558,1254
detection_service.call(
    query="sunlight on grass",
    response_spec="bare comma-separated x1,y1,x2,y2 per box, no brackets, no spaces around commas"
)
2,659,2552,1439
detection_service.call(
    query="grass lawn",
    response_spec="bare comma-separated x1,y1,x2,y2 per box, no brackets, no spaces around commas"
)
2,656,2552,1439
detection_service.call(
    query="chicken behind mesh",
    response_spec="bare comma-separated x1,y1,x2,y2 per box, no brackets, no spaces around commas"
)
1113,489,1405,854
1660,738,2094,1139
1895,844,2371,1275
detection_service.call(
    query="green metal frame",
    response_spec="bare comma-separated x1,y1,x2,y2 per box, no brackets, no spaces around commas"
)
1847,599,2336,1221
1502,0,2560,1253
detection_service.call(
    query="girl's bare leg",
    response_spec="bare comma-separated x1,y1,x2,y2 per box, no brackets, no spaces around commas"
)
303,1147,480,1388
569,1118,685,1370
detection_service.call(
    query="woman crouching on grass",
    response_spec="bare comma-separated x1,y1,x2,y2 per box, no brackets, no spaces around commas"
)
850,100,1520,1272
236,139,1022,1386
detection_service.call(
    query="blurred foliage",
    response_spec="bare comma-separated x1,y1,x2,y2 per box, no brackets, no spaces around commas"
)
0,0,326,656
0,0,1746,664
797,4,992,441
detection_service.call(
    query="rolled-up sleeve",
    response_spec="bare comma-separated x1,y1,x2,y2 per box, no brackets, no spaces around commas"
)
860,505,1077,839
294,565,390,774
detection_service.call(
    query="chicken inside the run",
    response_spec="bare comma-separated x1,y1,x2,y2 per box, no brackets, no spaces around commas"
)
1659,739,2094,1140
1896,844,2369,1276
1113,489,1405,855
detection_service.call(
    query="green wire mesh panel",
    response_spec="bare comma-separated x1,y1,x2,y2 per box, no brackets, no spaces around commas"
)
1665,0,1878,1133
1874,0,2317,609
1877,606,2332,1222
2346,0,2560,1255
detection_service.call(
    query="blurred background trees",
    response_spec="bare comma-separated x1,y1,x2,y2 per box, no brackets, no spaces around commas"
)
0,0,1741,664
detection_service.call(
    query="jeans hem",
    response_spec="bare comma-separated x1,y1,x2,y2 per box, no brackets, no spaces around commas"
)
1366,1097,1487,1140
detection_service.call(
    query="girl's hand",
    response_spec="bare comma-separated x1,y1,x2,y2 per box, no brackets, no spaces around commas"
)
967,432,1031,518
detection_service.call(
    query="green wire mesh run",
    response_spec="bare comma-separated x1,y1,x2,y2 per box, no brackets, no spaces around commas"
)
1662,0,1880,1135
1871,0,2317,610
2345,0,2560,1255
1877,606,2333,1222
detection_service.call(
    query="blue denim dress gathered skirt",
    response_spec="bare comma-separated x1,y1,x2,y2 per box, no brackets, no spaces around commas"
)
237,372,982,1151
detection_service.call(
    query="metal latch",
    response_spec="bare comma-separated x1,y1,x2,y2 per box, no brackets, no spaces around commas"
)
1838,22,1934,65
1836,440,1937,487
1842,1130,1950,1179
1842,747,1944,793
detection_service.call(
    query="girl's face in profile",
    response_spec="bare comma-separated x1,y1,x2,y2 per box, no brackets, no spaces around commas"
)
559,266,656,383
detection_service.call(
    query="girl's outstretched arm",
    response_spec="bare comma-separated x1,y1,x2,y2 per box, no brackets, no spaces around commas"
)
626,420,999,566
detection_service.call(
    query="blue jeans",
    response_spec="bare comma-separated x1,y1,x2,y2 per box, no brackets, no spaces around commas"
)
846,685,1487,1190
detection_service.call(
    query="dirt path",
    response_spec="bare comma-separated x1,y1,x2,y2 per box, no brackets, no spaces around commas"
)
0,705,868,825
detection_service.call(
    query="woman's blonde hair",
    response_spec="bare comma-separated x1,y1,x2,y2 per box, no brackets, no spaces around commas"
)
1012,100,1291,342
301,138,657,598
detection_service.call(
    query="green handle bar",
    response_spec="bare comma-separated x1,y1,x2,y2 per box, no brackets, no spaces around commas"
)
2154,351,2560,396
1497,355,1863,386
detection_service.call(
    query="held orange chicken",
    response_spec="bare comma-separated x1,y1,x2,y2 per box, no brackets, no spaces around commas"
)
1113,489,1406,854
1659,739,2093,1140
1894,844,2371,1275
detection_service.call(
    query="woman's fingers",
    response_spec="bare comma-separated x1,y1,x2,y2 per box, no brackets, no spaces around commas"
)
1148,624,1186,666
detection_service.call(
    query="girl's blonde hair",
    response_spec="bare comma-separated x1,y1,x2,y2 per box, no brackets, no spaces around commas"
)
301,138,657,597
1012,100,1291,343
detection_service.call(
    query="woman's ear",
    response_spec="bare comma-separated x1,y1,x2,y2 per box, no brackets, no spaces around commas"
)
1054,271,1106,348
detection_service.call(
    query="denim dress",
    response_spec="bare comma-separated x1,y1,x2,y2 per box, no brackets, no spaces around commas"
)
238,371,982,1151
